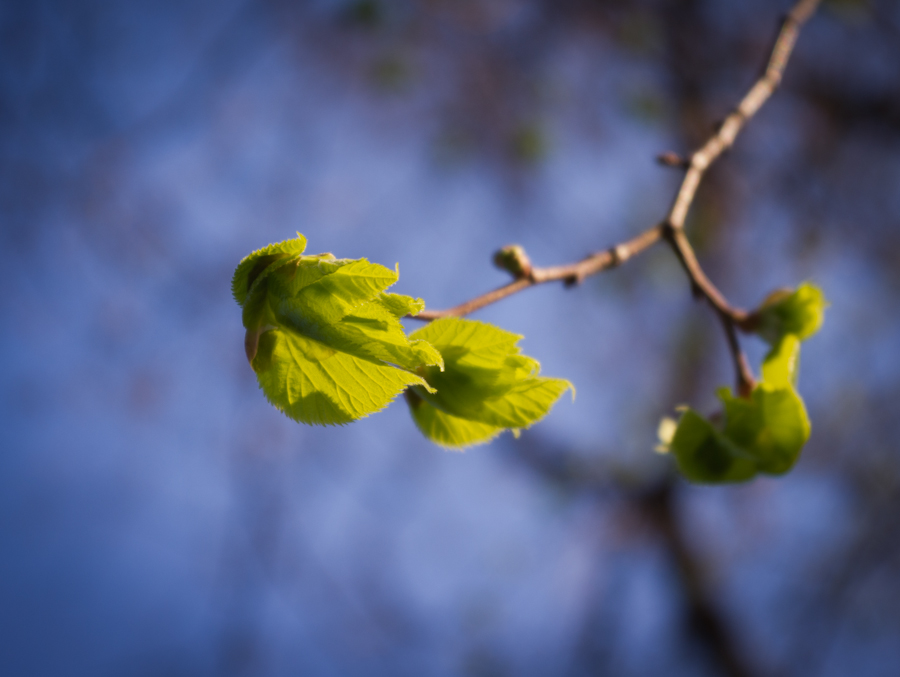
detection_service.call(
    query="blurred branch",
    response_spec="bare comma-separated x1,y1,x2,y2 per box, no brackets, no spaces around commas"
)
414,0,821,396
799,80,900,132
663,225,756,396
662,0,820,395
664,0,821,231
508,436,757,677
414,225,665,319
639,480,755,677
785,457,900,676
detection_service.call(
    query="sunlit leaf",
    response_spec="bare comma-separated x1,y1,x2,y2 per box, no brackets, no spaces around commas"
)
665,279,827,483
231,233,309,307
719,385,810,475
405,389,503,449
666,330,812,483
233,234,442,426
667,382,811,484
407,318,572,449
761,333,801,389
755,282,827,345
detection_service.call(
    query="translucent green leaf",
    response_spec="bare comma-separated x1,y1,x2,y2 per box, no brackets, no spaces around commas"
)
405,390,503,449
755,282,828,345
670,409,758,483
665,278,826,483
281,259,400,325
232,233,308,306
406,318,572,449
232,235,441,426
719,385,810,475
379,292,425,318
282,296,443,373
666,336,812,483
761,333,801,389
253,328,431,425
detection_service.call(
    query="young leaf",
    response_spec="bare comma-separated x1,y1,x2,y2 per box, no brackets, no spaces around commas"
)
405,389,504,449
406,318,572,449
718,385,810,475
666,332,812,483
755,282,828,345
233,235,442,426
760,333,801,389
665,281,827,484
669,409,758,483
668,380,810,484
232,233,309,307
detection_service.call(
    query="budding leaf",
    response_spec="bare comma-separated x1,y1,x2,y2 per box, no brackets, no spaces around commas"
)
717,384,809,475
760,333,800,389
233,235,442,426
670,410,758,483
670,382,810,483
232,234,310,307
755,282,827,345
406,318,572,449
667,284,826,484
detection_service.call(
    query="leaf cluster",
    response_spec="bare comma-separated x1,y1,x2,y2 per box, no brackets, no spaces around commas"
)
233,236,827,483
406,319,571,448
232,235,569,446
659,284,828,483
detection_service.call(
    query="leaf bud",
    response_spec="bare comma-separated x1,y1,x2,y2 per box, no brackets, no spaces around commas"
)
492,245,532,279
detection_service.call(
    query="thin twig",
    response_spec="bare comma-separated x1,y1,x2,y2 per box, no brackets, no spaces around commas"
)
664,223,757,394
662,0,820,394
413,0,821,393
415,224,664,320
666,0,821,231
640,480,756,677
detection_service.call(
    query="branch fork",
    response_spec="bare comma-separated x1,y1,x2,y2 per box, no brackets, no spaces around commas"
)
413,0,821,398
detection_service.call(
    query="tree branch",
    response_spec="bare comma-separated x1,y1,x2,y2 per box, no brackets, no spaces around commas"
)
414,224,665,321
663,224,757,396
661,0,820,394
665,0,820,232
413,0,821,394
640,480,756,677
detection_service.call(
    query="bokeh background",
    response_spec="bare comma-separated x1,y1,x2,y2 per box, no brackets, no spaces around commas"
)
3,0,900,675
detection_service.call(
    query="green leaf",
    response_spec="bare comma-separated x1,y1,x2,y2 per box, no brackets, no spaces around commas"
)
666,333,811,483
232,233,309,307
252,328,430,425
233,235,441,426
667,383,810,484
669,409,758,483
665,279,826,483
761,333,801,389
406,318,572,449
281,293,443,373
405,389,503,449
276,259,401,326
719,385,810,475
755,282,828,345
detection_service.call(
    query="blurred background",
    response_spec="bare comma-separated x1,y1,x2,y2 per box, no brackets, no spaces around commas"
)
2,0,900,675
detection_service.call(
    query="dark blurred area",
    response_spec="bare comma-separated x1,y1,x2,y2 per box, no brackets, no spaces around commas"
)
2,0,900,675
